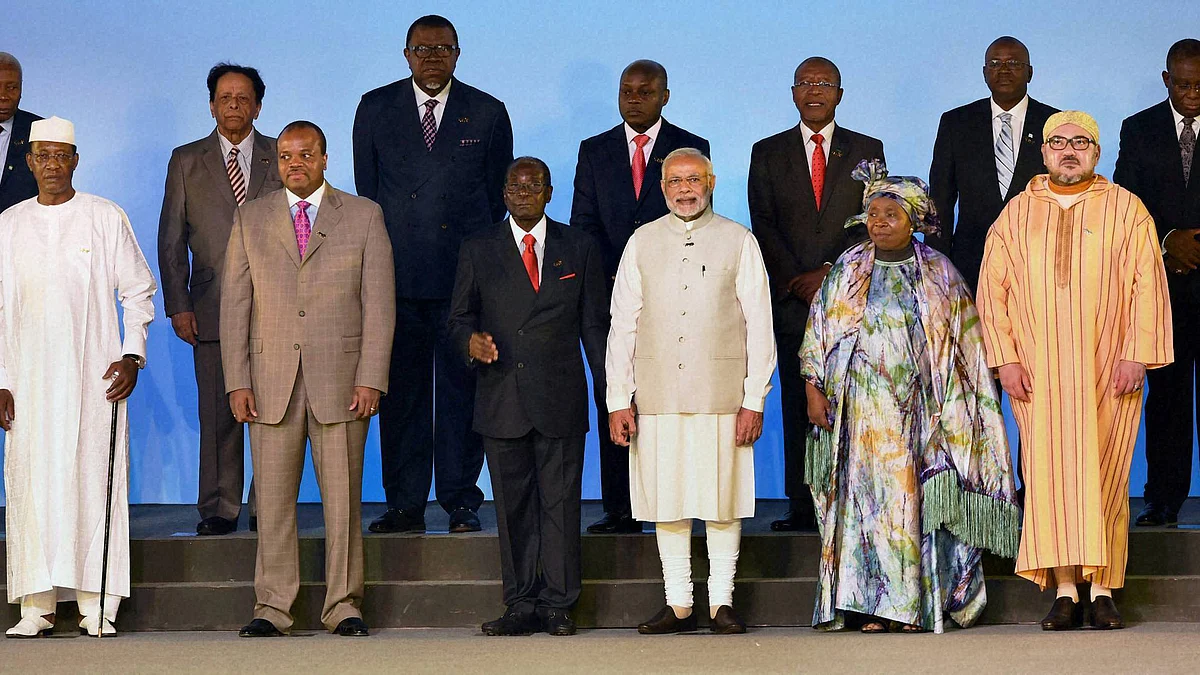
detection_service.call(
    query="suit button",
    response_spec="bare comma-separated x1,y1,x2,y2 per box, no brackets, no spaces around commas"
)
634,220,642,226
293,344,300,350
678,363,685,370
682,257,689,263
518,329,524,336
680,310,686,316
517,362,525,369
678,336,685,343
441,223,448,229
298,311,305,317
410,193,418,199
681,284,688,290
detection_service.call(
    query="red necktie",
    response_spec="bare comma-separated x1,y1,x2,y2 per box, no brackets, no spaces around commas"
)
522,233,539,292
631,134,650,199
811,133,826,210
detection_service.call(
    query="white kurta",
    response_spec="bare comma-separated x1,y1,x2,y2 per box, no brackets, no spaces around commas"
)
0,193,157,603
606,217,776,522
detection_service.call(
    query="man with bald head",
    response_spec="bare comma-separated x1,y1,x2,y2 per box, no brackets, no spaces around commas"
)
571,59,710,534
0,53,41,214
979,111,1171,630
928,36,1058,291
748,56,884,532
1114,38,1200,528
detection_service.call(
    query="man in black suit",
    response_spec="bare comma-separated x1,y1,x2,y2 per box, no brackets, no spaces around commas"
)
449,157,608,636
927,36,1058,291
748,57,884,532
0,53,41,215
570,60,709,534
353,15,514,534
1115,38,1200,527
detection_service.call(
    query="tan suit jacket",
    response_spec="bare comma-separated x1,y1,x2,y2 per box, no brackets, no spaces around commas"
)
159,129,283,340
220,185,396,423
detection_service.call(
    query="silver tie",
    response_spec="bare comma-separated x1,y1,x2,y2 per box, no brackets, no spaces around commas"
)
995,112,1016,198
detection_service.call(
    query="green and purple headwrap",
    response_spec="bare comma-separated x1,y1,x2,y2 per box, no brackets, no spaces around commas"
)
844,159,941,237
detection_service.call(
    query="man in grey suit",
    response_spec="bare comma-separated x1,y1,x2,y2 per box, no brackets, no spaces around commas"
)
158,63,283,536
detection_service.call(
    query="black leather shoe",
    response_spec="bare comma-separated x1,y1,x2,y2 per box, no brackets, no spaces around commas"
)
1090,596,1125,630
709,605,747,634
637,605,698,634
770,510,817,532
539,608,577,636
238,618,283,638
448,507,482,533
1040,597,1083,631
586,513,644,534
1135,503,1177,526
369,508,426,533
196,516,237,536
482,607,539,636
334,617,369,636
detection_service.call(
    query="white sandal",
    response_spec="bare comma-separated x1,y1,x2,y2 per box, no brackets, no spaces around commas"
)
6,616,53,638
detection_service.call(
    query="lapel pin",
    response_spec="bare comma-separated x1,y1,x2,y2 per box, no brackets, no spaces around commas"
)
832,148,844,157
653,157,664,163
553,259,563,267
15,139,25,146
317,232,326,238
1025,133,1034,142
459,117,469,123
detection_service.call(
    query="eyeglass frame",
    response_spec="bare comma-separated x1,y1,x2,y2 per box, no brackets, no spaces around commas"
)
985,59,1029,71
1166,77,1200,94
791,81,840,91
1045,135,1097,151
504,182,548,196
29,151,77,165
662,175,712,189
406,44,459,59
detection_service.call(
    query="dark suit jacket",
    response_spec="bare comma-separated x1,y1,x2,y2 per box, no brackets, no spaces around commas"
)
927,97,1058,290
1114,100,1200,302
0,109,41,215
158,129,282,341
448,218,608,439
353,77,514,300
570,119,710,282
748,123,884,335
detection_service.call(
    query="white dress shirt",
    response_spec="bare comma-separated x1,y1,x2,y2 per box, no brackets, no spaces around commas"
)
286,182,326,229
800,121,835,171
217,128,255,179
1171,101,1198,141
510,215,547,277
0,116,15,189
991,95,1030,148
414,79,452,131
624,117,663,166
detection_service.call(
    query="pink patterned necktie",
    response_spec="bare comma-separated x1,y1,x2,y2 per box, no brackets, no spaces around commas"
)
631,134,650,199
294,200,311,257
422,99,439,150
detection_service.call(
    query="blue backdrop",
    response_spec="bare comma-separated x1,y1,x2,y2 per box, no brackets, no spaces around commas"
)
1,0,1197,504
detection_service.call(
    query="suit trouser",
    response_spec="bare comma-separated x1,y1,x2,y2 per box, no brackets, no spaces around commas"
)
484,430,584,611
379,298,483,514
1144,280,1198,513
776,331,814,514
249,364,366,632
194,340,254,521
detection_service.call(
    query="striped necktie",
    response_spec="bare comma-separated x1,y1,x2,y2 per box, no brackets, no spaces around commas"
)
995,112,1015,198
422,100,439,151
227,147,247,205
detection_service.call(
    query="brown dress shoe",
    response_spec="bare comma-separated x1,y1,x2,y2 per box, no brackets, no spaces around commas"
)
709,605,747,634
1089,596,1125,630
1040,597,1083,631
637,606,698,634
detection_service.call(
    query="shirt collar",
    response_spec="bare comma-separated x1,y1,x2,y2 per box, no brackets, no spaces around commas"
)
800,121,836,145
510,215,548,248
0,116,14,134
1169,100,1196,127
624,117,663,145
414,78,453,108
216,128,256,159
990,95,1029,121
286,182,326,209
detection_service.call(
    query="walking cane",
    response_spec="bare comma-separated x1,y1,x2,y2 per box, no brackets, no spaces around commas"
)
97,400,118,638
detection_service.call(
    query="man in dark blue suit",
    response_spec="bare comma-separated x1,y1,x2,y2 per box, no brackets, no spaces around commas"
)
570,60,709,534
353,15,514,534
449,157,608,636
0,53,41,215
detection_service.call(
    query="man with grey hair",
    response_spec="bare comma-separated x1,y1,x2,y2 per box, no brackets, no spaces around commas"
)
607,147,776,635
0,53,42,214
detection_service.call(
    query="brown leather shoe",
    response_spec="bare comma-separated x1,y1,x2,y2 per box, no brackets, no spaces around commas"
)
1040,597,1083,631
709,605,747,634
637,606,698,634
1089,596,1125,630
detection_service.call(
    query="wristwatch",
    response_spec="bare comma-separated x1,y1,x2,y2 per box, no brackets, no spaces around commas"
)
123,354,146,369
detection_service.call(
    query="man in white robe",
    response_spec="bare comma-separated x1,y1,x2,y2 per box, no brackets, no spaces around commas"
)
606,148,776,634
0,117,157,638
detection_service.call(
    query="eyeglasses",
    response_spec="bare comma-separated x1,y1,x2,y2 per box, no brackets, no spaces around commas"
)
663,175,710,188
31,152,74,164
1168,80,1200,94
792,81,839,91
504,182,546,195
1046,136,1096,151
408,44,458,59
986,59,1028,71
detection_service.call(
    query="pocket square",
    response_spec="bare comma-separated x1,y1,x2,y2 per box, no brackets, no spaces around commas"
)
559,273,576,280
459,138,481,147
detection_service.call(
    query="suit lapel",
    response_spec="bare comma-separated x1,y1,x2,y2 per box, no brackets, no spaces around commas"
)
490,222,538,315
2,114,29,185
202,131,238,209
394,78,428,152
301,184,343,264
785,126,818,212
247,130,274,199
1009,99,1048,200
271,191,302,268
820,126,851,211
532,220,567,312
604,124,638,213
429,81,469,161
637,120,674,208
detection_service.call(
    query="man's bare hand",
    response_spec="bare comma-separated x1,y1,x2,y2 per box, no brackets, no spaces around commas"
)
104,358,140,402
788,266,830,304
735,407,764,446
1163,229,1200,271
349,386,383,420
1112,360,1146,397
170,311,199,346
609,403,638,447
997,363,1033,402
806,381,833,431
229,388,258,423
0,389,14,431
469,332,499,364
